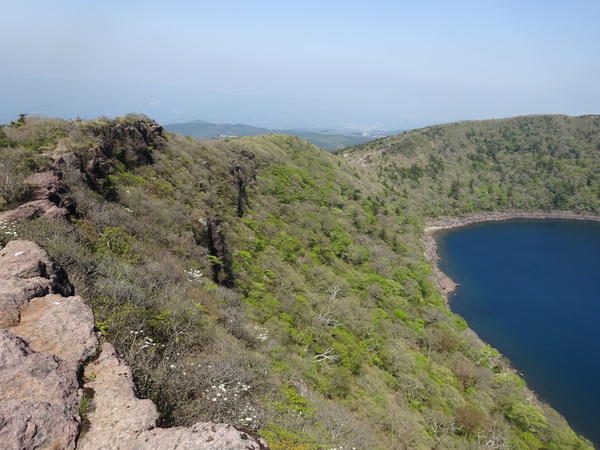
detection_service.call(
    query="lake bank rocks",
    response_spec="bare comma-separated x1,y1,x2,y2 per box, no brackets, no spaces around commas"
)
0,240,267,449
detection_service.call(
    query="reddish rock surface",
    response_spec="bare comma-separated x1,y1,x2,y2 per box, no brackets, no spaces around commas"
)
0,239,268,449
0,240,73,327
78,343,268,449
9,293,97,371
0,330,80,450
0,168,73,223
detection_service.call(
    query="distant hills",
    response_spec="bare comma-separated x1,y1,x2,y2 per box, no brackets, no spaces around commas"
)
163,119,405,151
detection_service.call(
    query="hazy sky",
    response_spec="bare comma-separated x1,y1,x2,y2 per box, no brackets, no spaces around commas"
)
2,0,599,129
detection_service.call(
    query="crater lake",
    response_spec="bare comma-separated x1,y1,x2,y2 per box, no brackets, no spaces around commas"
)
436,219,600,446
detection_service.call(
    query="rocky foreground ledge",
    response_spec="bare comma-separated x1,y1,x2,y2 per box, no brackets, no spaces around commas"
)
0,240,267,449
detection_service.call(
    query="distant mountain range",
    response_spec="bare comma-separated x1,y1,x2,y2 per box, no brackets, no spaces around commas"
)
163,120,405,151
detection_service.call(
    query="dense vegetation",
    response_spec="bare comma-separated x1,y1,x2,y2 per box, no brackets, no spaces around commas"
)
0,114,595,449
340,114,600,218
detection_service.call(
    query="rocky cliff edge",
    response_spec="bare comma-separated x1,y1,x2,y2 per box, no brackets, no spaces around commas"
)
0,240,267,450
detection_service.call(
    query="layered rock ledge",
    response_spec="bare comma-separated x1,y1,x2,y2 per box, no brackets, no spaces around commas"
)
0,240,267,450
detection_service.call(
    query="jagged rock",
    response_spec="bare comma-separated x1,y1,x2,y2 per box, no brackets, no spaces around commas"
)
0,239,268,449
0,240,72,294
24,170,68,203
0,242,86,450
56,152,83,173
8,293,97,371
0,199,68,222
0,277,51,325
207,217,234,286
0,166,73,223
0,240,73,327
55,152,88,188
76,120,162,197
0,241,95,449
131,422,268,449
83,147,112,191
77,343,161,447
0,167,74,223
0,330,80,450
78,344,268,449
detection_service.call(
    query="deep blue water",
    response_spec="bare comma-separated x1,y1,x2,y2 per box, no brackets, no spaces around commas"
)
436,219,600,446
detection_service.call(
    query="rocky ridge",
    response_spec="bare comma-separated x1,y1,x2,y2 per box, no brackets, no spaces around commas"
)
0,129,268,448
0,239,268,449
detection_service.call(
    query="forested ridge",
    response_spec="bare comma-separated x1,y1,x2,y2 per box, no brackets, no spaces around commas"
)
341,114,600,218
0,113,596,449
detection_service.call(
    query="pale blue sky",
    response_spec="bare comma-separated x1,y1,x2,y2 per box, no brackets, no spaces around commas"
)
2,0,599,129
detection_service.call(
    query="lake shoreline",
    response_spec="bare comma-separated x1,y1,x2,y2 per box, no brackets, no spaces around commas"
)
423,210,600,301
423,211,600,447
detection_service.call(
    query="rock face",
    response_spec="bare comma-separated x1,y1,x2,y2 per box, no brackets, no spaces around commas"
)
78,119,163,196
0,330,82,450
0,168,74,223
0,240,73,327
78,344,267,450
0,240,268,449
0,118,163,224
9,293,98,372
0,240,95,450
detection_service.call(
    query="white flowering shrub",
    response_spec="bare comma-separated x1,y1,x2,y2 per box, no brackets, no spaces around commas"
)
253,325,269,342
0,221,18,250
185,269,204,283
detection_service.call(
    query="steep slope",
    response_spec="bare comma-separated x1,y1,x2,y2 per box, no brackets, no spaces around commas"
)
0,240,267,449
0,114,593,449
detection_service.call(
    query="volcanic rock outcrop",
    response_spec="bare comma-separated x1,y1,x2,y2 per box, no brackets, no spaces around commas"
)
78,343,267,449
0,240,267,449
0,240,95,449
0,167,73,223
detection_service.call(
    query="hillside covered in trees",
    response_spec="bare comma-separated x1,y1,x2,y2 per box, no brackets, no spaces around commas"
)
341,114,600,218
0,114,596,449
